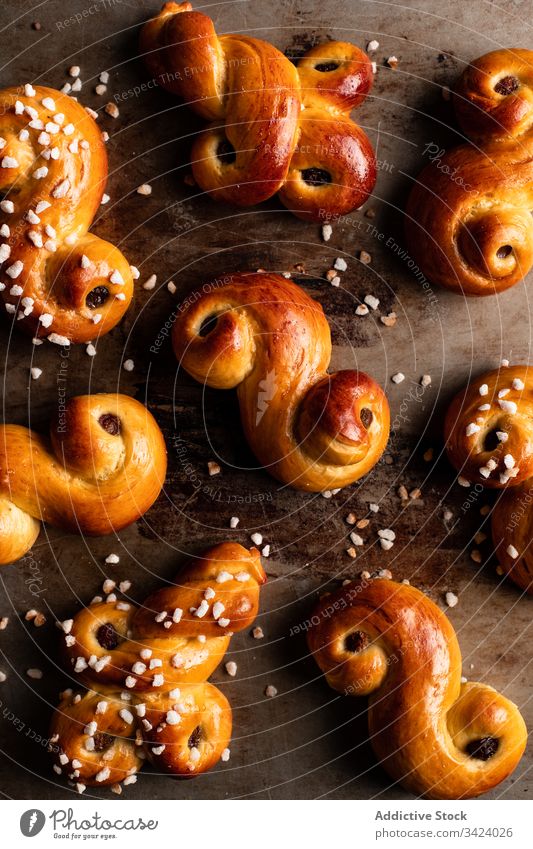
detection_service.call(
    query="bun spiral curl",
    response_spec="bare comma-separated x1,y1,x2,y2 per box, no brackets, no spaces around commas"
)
444,365,533,489
0,394,167,565
172,273,390,491
405,49,533,296
49,543,266,788
140,2,376,220
0,85,133,342
308,578,527,799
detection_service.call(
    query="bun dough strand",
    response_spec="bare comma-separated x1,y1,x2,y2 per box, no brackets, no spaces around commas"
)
308,578,527,799
0,394,167,565
172,272,390,491
405,49,533,296
140,2,376,220
49,543,266,786
0,85,133,342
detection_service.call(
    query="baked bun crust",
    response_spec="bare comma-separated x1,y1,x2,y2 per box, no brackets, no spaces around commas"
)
405,49,533,296
172,272,389,491
308,577,527,798
0,85,133,341
50,543,266,786
0,393,167,565
140,2,376,220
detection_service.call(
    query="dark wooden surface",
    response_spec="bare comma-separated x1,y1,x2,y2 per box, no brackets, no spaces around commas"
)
0,0,531,800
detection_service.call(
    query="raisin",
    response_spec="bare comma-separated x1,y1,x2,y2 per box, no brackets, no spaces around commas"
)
360,408,373,429
315,62,338,72
344,630,370,653
494,76,519,95
86,286,109,309
188,725,202,749
96,623,119,650
93,732,114,752
98,414,121,435
301,168,332,186
199,314,218,337
216,139,236,164
483,429,500,452
466,737,499,761
496,245,512,259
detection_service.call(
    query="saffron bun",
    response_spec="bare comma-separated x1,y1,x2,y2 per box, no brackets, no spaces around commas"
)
172,272,390,491
49,543,266,786
140,2,376,220
0,85,133,342
0,393,167,565
308,577,527,798
444,365,533,489
405,49,533,297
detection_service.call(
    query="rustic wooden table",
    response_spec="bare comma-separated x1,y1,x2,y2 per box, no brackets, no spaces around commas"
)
0,0,531,800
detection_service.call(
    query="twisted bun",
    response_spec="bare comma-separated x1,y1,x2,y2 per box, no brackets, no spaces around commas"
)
0,85,133,342
308,578,527,799
140,2,376,220
172,272,389,491
444,365,533,488
50,543,266,787
405,49,533,296
0,394,167,565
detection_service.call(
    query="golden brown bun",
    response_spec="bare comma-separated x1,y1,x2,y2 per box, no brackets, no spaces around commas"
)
444,365,533,488
0,85,133,342
50,690,144,787
492,482,533,593
140,2,376,220
49,543,266,785
308,578,527,799
405,49,533,296
172,272,390,491
0,394,167,565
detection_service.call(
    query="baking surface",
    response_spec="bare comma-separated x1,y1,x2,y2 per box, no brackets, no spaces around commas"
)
0,0,531,800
